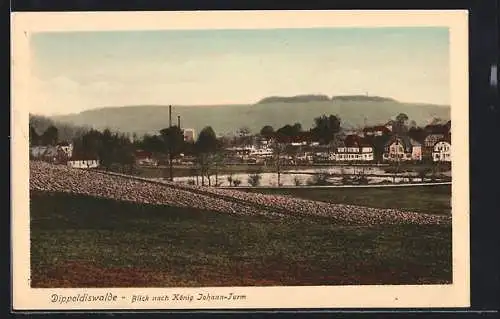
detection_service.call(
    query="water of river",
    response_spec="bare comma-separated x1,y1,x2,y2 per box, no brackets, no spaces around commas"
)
173,173,429,187
146,166,450,187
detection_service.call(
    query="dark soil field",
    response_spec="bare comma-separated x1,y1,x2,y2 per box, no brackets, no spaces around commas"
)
30,190,452,288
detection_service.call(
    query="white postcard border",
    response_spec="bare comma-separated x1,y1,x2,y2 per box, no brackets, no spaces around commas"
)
11,10,470,310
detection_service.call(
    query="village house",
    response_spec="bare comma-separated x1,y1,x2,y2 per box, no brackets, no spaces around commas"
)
422,122,451,159
422,133,445,159
363,125,391,137
224,146,252,162
249,147,274,159
67,157,100,169
30,143,72,164
383,136,422,162
57,142,74,159
135,150,158,166
30,145,51,159
183,128,196,142
312,151,331,163
296,152,314,163
424,133,446,148
335,135,374,162
432,139,451,162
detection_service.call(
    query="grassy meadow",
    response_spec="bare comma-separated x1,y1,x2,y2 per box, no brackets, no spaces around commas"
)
243,184,452,215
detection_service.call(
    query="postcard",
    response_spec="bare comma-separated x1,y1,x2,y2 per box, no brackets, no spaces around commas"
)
11,10,469,311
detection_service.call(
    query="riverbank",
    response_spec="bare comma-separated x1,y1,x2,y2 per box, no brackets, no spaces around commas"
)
135,163,451,180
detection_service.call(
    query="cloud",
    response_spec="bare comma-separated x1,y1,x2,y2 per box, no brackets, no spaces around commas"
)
30,33,450,115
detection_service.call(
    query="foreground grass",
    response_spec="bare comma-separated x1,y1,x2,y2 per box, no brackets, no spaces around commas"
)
30,191,452,288
243,185,451,215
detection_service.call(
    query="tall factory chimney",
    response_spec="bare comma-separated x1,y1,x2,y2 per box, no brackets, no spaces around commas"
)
169,105,172,127
177,115,181,128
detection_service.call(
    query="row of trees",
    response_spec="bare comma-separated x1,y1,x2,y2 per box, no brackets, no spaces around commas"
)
30,113,91,145
258,114,342,144
258,113,445,145
74,125,222,183
72,129,136,171
28,117,224,184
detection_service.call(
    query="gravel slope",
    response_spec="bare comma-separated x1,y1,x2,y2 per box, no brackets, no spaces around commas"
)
30,161,451,226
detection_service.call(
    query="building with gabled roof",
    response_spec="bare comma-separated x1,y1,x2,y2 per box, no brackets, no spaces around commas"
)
67,153,100,169
383,136,422,162
432,136,451,162
335,134,374,162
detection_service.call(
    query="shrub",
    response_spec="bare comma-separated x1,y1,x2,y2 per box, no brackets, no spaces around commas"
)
293,176,302,186
378,179,392,185
233,178,242,187
416,167,432,181
248,173,262,187
356,175,369,185
341,176,352,185
308,171,331,186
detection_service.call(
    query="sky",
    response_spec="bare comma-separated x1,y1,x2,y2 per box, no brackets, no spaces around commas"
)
30,27,449,115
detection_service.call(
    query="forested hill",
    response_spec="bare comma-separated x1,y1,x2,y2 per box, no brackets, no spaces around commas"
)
330,95,397,102
29,114,91,143
257,95,397,104
50,98,450,137
257,95,330,104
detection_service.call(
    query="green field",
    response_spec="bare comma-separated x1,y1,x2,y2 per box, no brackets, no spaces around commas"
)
243,185,452,215
30,190,452,288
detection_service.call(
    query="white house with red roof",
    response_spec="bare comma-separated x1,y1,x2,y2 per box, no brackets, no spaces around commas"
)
135,150,158,166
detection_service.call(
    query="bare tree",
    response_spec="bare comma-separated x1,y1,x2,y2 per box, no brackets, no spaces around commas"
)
195,126,218,187
272,142,285,187
159,126,184,181
237,126,252,146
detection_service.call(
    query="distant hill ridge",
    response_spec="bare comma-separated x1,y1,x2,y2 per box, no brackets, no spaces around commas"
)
51,96,450,137
331,95,397,102
257,95,330,104
257,95,397,104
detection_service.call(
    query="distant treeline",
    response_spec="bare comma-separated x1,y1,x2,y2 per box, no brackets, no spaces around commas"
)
256,95,397,104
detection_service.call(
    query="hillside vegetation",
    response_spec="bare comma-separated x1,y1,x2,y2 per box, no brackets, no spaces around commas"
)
29,114,90,142
51,97,450,137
